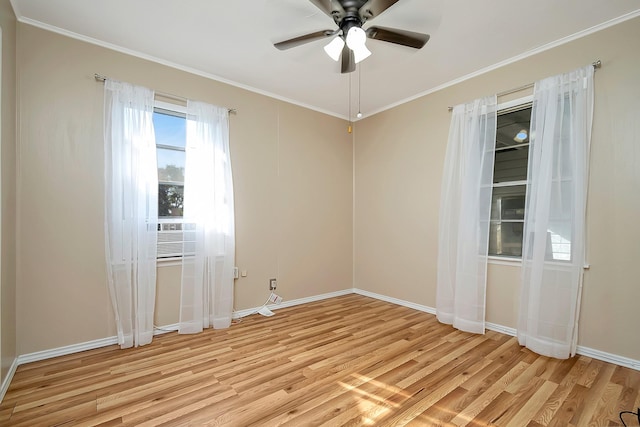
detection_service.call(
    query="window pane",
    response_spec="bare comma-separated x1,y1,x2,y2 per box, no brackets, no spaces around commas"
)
547,222,572,261
491,185,526,220
490,185,526,257
489,222,524,257
494,146,529,183
496,107,531,148
494,106,531,183
159,184,184,218
157,148,185,183
153,110,186,148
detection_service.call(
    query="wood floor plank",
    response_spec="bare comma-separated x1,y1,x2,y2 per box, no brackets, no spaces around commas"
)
505,380,558,427
587,381,623,427
577,358,605,388
531,355,592,426
2,294,637,426
546,383,590,427
410,385,468,425
571,362,616,426
449,361,530,426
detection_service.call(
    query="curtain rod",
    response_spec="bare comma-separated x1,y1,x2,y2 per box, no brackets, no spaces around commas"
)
94,74,237,114
447,60,602,111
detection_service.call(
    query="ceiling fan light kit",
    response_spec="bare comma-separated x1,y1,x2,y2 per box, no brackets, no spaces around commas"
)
275,0,430,73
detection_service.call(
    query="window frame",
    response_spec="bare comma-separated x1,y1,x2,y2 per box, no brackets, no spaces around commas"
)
488,95,533,262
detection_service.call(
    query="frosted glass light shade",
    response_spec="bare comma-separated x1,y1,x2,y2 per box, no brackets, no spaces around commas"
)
353,44,371,63
346,27,366,49
346,27,371,63
324,37,345,61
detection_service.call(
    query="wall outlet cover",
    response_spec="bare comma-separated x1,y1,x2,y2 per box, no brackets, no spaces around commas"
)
269,293,283,304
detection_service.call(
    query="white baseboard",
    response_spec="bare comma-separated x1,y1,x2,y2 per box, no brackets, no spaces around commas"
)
232,288,353,319
17,336,119,366
0,357,19,403
274,288,353,309
15,323,181,367
353,288,437,315
486,322,517,337
577,345,640,371
153,323,180,334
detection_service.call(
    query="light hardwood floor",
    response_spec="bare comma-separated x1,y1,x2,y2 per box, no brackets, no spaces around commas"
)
1,294,639,426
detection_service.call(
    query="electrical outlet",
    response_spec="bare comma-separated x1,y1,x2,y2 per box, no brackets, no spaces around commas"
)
269,278,277,290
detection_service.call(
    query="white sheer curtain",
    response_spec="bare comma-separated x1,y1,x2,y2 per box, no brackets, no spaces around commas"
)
518,65,594,359
104,80,158,349
179,101,235,334
437,96,497,334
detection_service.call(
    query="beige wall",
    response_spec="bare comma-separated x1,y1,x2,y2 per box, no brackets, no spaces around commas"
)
16,24,352,354
0,0,17,384
355,16,640,360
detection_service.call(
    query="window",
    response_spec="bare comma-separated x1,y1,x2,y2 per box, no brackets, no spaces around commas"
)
153,102,188,259
488,100,531,258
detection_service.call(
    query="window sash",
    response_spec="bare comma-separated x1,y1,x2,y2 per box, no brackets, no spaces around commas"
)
489,95,533,259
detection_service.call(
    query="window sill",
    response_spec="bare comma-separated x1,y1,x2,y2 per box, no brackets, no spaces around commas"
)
487,256,522,266
487,256,591,270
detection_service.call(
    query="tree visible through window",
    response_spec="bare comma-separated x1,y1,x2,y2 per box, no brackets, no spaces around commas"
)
159,165,184,217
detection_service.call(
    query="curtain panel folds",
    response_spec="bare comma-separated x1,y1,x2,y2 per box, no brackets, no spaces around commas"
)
179,101,235,334
104,80,158,349
437,96,497,334
518,65,594,359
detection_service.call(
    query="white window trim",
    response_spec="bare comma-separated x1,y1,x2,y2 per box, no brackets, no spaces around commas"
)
497,95,533,113
493,180,527,188
488,256,590,270
488,255,522,266
155,100,187,115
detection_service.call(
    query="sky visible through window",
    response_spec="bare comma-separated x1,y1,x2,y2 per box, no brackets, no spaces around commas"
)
154,110,186,218
154,111,186,183
154,111,186,148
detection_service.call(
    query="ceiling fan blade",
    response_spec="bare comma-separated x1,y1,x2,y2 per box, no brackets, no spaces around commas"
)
365,26,430,49
341,44,355,74
358,0,400,21
308,0,346,23
274,30,335,50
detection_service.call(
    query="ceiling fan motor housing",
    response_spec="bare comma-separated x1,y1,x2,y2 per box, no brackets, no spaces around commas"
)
332,0,374,30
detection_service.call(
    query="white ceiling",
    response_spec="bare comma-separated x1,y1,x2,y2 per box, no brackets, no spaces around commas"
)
10,0,640,119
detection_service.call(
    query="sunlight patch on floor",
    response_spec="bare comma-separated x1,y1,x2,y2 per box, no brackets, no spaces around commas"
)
336,372,415,424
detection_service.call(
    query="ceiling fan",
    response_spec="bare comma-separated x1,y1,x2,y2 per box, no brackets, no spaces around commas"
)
274,0,430,73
